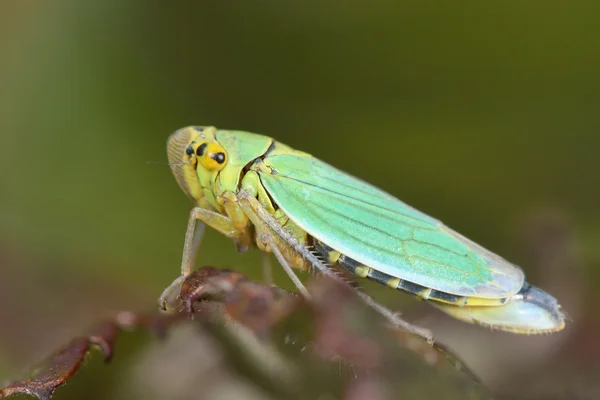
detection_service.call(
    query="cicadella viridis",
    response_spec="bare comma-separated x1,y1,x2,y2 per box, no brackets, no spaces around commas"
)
159,126,565,339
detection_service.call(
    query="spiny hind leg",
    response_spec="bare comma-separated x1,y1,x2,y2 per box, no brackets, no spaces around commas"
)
314,239,469,306
237,190,434,343
159,206,251,310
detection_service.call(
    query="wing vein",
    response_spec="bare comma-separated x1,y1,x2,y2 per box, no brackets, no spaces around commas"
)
276,172,436,228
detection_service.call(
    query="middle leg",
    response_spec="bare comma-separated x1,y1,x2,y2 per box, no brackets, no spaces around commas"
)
236,189,434,343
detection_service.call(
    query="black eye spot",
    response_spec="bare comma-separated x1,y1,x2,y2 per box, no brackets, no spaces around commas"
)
212,152,226,164
196,143,207,156
194,126,204,132
185,145,194,156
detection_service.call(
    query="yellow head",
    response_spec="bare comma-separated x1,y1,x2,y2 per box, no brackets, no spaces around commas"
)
166,126,228,207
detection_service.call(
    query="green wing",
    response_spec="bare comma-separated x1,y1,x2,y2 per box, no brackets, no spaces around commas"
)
258,152,524,299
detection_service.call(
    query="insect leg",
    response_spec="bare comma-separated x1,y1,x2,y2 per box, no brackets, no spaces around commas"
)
236,189,434,343
262,252,273,285
257,232,311,299
158,206,244,310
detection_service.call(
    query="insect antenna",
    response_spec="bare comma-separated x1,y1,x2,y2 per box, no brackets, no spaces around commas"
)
145,160,193,167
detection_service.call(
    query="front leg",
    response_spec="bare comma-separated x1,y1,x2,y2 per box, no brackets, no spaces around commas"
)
158,206,250,310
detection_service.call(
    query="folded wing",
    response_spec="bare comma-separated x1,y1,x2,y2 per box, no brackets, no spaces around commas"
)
259,153,524,299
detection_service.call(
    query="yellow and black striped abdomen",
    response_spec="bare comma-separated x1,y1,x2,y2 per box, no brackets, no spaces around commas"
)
313,239,508,307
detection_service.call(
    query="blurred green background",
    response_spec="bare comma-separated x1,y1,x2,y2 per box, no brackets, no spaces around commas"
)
1,1,599,399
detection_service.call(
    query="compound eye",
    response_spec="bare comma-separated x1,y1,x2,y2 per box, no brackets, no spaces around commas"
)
196,143,208,156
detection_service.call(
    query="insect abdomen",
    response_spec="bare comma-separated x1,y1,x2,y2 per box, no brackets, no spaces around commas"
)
314,239,475,306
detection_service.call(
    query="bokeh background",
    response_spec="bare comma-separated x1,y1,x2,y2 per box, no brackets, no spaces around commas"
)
1,1,599,399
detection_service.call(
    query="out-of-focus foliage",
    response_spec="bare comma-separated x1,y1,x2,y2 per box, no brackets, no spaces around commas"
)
1,267,490,400
0,1,599,399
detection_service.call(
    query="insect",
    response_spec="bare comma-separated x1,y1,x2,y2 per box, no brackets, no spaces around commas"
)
160,126,565,336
